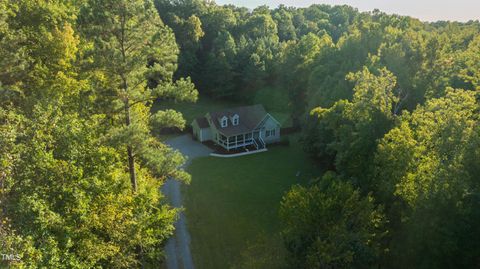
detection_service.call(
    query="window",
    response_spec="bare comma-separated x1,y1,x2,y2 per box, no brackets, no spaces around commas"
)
231,114,239,126
221,116,228,127
266,129,276,137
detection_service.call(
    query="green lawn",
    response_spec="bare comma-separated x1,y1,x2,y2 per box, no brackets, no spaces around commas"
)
183,137,323,269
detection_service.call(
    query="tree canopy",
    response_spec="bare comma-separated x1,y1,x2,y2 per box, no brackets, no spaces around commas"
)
0,0,197,267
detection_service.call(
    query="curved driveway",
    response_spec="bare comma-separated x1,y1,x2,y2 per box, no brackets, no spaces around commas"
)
162,135,213,269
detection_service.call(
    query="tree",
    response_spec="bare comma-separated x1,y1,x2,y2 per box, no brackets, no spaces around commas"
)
78,0,197,192
455,35,480,91
282,32,334,125
272,6,297,41
201,30,237,98
373,89,480,268
0,1,194,267
3,108,178,268
280,172,386,269
243,13,278,40
304,67,397,187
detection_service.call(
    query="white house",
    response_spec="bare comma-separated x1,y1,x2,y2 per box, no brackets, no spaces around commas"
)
191,104,281,151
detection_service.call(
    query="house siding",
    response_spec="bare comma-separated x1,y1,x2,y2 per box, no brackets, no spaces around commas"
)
192,108,281,149
202,127,213,141
206,114,221,144
260,115,281,144
191,120,201,141
191,120,212,142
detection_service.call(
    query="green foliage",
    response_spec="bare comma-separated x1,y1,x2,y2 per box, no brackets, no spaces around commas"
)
154,1,480,123
272,7,297,41
4,109,176,268
455,35,480,90
78,0,197,192
2,1,480,268
154,1,358,107
304,67,397,186
281,32,334,123
373,89,480,268
0,0,196,267
151,109,186,130
243,13,278,40
280,172,386,269
151,4,480,266
153,2,480,268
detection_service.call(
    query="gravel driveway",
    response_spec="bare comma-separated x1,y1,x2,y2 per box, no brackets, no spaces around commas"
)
162,134,213,269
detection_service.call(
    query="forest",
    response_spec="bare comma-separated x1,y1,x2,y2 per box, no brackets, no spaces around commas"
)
1,0,480,268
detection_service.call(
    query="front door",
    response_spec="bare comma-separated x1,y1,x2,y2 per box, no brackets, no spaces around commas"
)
253,131,260,139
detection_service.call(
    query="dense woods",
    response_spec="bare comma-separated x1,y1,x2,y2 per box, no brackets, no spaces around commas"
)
1,0,196,267
1,0,480,268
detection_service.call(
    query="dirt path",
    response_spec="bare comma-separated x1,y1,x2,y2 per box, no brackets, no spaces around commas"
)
162,135,213,269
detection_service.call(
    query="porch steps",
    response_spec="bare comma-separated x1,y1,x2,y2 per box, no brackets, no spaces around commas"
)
254,138,265,149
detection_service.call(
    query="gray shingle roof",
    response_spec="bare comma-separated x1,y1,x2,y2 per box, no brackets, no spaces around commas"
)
208,104,268,136
193,117,209,128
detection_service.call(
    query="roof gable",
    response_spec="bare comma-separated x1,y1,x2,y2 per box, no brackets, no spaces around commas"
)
254,113,281,129
207,104,270,136
193,117,209,128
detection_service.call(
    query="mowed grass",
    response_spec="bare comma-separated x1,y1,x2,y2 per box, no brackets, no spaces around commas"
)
183,137,323,269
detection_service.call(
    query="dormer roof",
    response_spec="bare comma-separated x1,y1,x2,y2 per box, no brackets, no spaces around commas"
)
219,115,228,127
230,114,239,126
207,104,268,135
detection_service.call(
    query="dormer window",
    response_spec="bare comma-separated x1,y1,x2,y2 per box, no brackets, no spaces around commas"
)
231,114,239,126
221,116,228,128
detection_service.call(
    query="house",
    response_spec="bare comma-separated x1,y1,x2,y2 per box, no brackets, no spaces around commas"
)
191,104,281,151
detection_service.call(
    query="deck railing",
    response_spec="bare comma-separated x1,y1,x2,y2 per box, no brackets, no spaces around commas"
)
218,138,255,150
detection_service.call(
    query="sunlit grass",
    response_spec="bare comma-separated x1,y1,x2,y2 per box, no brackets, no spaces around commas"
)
183,136,323,268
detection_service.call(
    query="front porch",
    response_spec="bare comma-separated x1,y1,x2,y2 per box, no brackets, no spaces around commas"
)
217,131,265,151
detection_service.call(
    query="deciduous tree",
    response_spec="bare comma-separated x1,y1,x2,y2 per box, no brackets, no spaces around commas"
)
280,172,386,269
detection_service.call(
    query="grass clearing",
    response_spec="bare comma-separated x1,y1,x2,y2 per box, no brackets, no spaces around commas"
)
183,136,323,269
